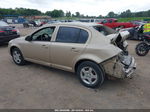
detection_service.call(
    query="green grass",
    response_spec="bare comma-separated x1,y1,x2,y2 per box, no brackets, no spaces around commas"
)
118,17,150,22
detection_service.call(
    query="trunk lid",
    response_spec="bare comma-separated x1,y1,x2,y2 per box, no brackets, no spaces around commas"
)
106,31,130,51
106,31,129,43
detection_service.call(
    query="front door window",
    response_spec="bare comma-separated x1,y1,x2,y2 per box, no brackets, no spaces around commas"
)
32,27,55,41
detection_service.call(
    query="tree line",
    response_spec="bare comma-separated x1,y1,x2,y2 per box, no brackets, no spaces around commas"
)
107,9,150,18
0,8,150,18
0,8,42,16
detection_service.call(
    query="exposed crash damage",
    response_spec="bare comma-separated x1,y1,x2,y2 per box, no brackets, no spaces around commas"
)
102,31,136,78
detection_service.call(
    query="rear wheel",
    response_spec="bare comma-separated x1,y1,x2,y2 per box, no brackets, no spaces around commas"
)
135,42,149,56
12,48,26,65
77,61,105,88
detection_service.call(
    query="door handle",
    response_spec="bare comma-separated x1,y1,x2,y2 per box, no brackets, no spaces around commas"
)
42,45,48,48
71,47,79,52
71,47,76,50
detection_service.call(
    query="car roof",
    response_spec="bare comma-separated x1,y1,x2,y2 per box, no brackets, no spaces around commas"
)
44,22,103,28
29,22,104,37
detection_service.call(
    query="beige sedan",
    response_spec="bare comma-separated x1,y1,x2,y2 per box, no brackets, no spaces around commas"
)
8,23,136,88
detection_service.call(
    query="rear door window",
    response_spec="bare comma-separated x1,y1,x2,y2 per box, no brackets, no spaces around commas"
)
56,27,79,43
78,29,88,43
56,27,89,43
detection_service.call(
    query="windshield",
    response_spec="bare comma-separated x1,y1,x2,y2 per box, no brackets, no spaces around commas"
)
93,25,116,36
0,21,9,26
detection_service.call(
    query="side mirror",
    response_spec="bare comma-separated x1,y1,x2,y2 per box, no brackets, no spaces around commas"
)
25,35,32,41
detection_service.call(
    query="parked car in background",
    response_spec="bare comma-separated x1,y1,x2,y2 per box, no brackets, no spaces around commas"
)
120,25,144,40
130,21,145,26
61,20,78,22
23,20,43,28
34,20,43,26
99,18,137,29
79,19,104,23
0,21,20,44
23,21,33,28
8,23,136,88
47,20,78,24
47,20,61,24
40,21,48,25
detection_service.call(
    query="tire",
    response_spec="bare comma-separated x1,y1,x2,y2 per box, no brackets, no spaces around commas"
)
135,42,149,56
12,48,26,65
77,61,105,88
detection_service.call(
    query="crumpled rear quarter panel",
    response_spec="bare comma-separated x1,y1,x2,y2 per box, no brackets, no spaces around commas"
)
101,56,125,78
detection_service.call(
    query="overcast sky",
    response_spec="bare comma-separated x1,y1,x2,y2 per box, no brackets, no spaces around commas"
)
0,0,150,16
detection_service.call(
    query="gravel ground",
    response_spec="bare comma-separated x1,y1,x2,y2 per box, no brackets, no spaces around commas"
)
0,24,150,109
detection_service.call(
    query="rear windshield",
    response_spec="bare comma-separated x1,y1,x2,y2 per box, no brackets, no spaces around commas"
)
0,21,9,26
93,25,116,36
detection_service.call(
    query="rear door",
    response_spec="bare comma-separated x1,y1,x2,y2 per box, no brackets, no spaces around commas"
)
50,26,89,71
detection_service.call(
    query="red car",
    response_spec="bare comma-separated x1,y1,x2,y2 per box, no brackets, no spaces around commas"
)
98,18,137,29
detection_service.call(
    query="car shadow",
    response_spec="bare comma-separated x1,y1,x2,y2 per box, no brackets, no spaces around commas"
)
26,62,76,79
23,62,131,91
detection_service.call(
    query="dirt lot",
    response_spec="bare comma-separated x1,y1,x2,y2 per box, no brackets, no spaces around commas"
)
0,24,150,109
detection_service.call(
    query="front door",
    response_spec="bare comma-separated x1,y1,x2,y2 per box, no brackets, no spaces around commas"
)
22,27,55,65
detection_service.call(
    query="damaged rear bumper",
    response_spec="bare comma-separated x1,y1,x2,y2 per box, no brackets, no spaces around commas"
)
102,54,136,79
123,57,136,78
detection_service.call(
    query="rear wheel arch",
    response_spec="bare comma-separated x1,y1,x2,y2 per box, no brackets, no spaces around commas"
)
74,59,103,73
76,60,105,88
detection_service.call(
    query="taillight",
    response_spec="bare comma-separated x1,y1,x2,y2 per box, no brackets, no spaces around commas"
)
0,31,5,33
